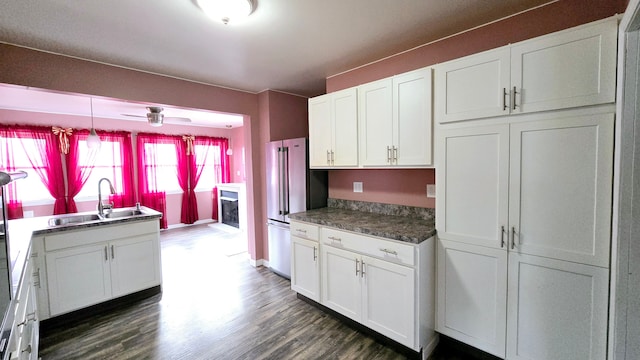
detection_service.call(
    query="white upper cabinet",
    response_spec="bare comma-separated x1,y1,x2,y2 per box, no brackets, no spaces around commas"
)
358,78,393,166
393,68,434,166
308,87,358,168
435,17,617,123
435,47,511,123
359,68,433,167
510,18,617,114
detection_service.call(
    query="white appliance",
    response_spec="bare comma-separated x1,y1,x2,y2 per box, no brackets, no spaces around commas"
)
266,138,327,278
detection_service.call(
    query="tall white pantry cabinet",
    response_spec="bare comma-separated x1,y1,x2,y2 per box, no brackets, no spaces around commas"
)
433,17,617,360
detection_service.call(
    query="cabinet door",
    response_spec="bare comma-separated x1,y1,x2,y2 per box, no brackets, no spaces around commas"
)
506,253,608,360
332,87,359,167
110,234,161,298
308,94,333,168
359,78,393,166
394,68,433,166
436,239,507,358
361,255,415,349
434,47,511,123
291,237,320,302
46,244,111,316
509,113,614,267
436,124,509,249
510,18,617,114
321,245,361,322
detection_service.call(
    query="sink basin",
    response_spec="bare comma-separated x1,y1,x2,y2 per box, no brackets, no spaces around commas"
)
48,214,102,226
102,209,144,219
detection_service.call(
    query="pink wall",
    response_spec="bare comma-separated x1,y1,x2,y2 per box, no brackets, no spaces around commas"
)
0,108,238,227
329,169,435,208
325,0,626,209
0,44,266,263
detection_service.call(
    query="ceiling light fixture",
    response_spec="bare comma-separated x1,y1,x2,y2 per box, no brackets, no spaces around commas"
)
86,98,101,149
147,107,164,127
197,0,254,25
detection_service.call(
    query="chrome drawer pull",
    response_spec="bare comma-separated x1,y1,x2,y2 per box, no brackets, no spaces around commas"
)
355,259,360,276
379,248,398,256
295,228,307,233
328,236,342,242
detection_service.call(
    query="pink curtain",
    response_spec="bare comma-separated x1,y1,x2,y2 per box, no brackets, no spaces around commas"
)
137,133,182,229
191,136,230,221
67,130,137,212
66,129,98,213
1,125,66,214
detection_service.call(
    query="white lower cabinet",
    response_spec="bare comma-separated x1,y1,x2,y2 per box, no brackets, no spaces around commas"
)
436,239,507,357
291,236,320,302
8,250,39,360
34,219,162,319
506,253,608,360
322,244,416,347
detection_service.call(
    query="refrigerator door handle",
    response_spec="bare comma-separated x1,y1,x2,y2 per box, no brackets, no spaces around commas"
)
283,146,290,215
278,147,284,215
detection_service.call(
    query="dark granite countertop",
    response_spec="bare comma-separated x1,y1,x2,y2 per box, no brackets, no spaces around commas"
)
289,207,436,244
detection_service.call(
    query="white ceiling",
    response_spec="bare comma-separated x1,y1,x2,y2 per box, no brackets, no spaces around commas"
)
0,0,553,126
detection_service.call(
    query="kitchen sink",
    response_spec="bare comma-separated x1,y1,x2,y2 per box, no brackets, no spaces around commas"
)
102,209,144,219
48,214,102,226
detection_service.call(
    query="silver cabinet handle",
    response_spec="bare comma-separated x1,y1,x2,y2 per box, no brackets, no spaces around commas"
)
387,146,392,163
331,150,335,165
393,146,398,162
327,150,330,164
295,228,307,233
355,259,360,276
361,260,366,278
34,267,41,288
328,236,342,242
379,248,398,256
502,88,508,110
313,246,317,261
511,226,517,249
111,245,115,259
104,246,108,261
501,226,506,248
512,86,518,110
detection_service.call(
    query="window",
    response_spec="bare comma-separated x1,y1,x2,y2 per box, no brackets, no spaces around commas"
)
143,143,181,193
74,140,125,200
194,144,223,191
0,136,53,204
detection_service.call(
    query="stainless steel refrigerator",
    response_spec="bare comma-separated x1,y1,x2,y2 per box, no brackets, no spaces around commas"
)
266,137,327,279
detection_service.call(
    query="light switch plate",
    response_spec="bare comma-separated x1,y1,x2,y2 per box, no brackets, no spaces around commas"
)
427,184,436,198
353,182,363,193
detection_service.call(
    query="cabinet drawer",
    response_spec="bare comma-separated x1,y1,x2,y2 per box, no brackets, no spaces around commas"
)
321,228,415,266
290,221,319,241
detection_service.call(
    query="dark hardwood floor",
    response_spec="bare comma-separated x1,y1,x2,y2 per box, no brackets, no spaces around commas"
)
39,223,491,360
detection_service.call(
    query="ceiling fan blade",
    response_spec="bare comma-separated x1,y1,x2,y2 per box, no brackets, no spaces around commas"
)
165,117,191,122
122,113,146,118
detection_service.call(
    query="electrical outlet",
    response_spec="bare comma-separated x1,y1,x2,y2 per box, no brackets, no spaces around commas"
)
353,182,363,193
427,184,436,198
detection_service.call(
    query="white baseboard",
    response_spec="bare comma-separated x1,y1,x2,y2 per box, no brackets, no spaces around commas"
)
165,219,215,230
250,258,267,268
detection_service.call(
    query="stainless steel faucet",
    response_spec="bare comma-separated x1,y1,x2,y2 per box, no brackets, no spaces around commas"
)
98,178,116,216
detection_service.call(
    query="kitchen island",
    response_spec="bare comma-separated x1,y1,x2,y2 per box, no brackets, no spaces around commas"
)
4,206,162,359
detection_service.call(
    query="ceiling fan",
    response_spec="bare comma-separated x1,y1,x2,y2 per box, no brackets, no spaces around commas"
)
122,106,191,127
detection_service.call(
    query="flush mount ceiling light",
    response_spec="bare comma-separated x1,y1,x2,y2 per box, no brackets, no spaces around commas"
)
147,107,164,127
197,0,254,25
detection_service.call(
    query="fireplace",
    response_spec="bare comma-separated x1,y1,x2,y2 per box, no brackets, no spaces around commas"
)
220,190,239,228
